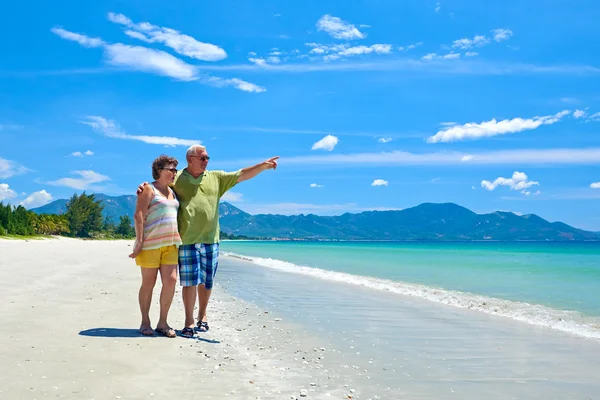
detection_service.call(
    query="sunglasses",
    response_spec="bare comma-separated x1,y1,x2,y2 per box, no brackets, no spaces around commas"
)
191,155,210,161
163,168,178,173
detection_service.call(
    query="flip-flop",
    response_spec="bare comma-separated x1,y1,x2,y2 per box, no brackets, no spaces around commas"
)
196,321,209,332
139,327,154,336
155,327,176,338
180,327,195,338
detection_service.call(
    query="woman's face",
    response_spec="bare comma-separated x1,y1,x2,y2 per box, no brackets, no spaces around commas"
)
160,163,178,183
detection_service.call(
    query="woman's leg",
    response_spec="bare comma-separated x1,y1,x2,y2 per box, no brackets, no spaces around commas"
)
139,267,158,335
156,264,177,337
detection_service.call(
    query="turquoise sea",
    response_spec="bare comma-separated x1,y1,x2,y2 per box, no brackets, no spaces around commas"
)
219,241,600,339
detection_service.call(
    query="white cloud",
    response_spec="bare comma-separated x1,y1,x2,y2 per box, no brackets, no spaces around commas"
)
51,27,105,48
274,13,281,17
431,178,440,183
591,182,600,189
338,44,392,56
20,190,53,208
107,12,227,61
0,183,17,201
427,110,570,143
277,147,600,166
435,2,441,12
587,112,600,121
465,51,478,57
48,170,110,190
481,171,539,196
0,157,29,179
70,150,94,157
204,77,266,93
221,191,243,202
316,14,366,40
573,109,586,119
492,28,513,42
371,179,388,186
378,137,392,143
398,42,423,51
452,35,490,49
311,135,339,151
421,52,460,61
310,183,324,188
304,42,392,61
105,43,199,81
82,116,201,146
52,27,263,92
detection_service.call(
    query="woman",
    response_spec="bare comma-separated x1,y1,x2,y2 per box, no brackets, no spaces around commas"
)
129,155,182,338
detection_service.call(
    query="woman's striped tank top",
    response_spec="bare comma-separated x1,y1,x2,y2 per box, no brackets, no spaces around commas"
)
141,184,182,250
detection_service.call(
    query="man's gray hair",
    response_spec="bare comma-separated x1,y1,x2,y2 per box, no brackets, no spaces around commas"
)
186,144,206,160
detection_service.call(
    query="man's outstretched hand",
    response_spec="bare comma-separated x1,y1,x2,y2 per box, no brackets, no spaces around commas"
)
263,156,279,171
136,182,149,195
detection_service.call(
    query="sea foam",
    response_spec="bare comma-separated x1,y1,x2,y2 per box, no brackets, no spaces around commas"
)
222,251,600,340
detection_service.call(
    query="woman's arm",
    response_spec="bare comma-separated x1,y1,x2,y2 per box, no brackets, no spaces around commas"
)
129,185,153,258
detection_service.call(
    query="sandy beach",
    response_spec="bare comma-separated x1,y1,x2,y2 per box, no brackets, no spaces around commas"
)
0,238,366,400
2,237,600,400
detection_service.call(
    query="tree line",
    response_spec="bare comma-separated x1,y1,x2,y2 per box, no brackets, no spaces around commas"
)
0,192,135,239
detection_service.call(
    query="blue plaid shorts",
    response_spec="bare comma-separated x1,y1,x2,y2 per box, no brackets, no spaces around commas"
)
178,243,219,289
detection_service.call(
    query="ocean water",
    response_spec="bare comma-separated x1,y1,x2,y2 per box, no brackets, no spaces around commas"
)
219,241,600,339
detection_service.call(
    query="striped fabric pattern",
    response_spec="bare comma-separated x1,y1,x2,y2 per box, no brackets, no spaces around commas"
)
141,184,182,250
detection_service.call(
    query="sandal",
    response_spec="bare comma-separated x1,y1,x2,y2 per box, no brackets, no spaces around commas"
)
180,327,195,338
155,326,176,338
139,326,154,336
197,321,209,332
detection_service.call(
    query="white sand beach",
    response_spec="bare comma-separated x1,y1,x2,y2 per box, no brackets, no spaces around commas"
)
0,238,364,400
1,237,600,400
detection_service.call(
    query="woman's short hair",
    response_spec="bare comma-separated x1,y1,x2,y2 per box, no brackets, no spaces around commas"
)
151,154,178,180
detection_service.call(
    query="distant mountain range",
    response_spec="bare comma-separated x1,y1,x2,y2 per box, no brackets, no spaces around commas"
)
31,193,600,241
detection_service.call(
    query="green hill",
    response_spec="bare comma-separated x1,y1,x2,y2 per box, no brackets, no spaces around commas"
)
30,194,600,241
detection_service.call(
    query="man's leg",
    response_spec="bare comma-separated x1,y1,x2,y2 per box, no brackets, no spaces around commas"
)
156,264,177,337
178,244,201,337
197,284,212,327
196,243,218,331
139,267,158,335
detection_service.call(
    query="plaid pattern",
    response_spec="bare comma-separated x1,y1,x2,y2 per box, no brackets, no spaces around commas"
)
178,243,220,289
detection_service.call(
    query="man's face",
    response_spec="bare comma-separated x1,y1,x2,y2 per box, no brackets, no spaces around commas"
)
188,148,210,172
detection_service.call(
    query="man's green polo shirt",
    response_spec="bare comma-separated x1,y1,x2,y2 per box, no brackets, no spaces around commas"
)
173,168,241,245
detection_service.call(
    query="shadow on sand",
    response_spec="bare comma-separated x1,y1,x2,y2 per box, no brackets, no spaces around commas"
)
79,327,221,343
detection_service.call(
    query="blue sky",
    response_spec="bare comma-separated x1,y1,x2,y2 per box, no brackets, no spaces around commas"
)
1,0,600,230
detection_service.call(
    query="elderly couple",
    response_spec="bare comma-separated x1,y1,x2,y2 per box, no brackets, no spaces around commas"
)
128,144,278,338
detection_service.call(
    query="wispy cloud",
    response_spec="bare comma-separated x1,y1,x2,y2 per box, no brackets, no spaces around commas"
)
82,116,201,147
0,157,29,179
312,135,339,151
573,109,586,119
481,171,540,196
377,137,392,143
372,179,389,186
427,110,570,143
305,43,392,62
107,12,227,61
51,26,264,92
397,42,423,51
591,182,600,189
70,150,94,157
435,2,441,12
51,27,105,48
0,183,17,201
48,170,110,190
422,52,461,61
316,15,366,40
275,148,600,167
492,29,513,42
20,190,53,208
221,191,243,202
310,183,324,188
451,29,512,51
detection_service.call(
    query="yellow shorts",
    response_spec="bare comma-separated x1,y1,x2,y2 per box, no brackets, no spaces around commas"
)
135,245,179,268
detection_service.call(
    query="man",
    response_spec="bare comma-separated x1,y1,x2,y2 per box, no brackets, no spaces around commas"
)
140,144,278,338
